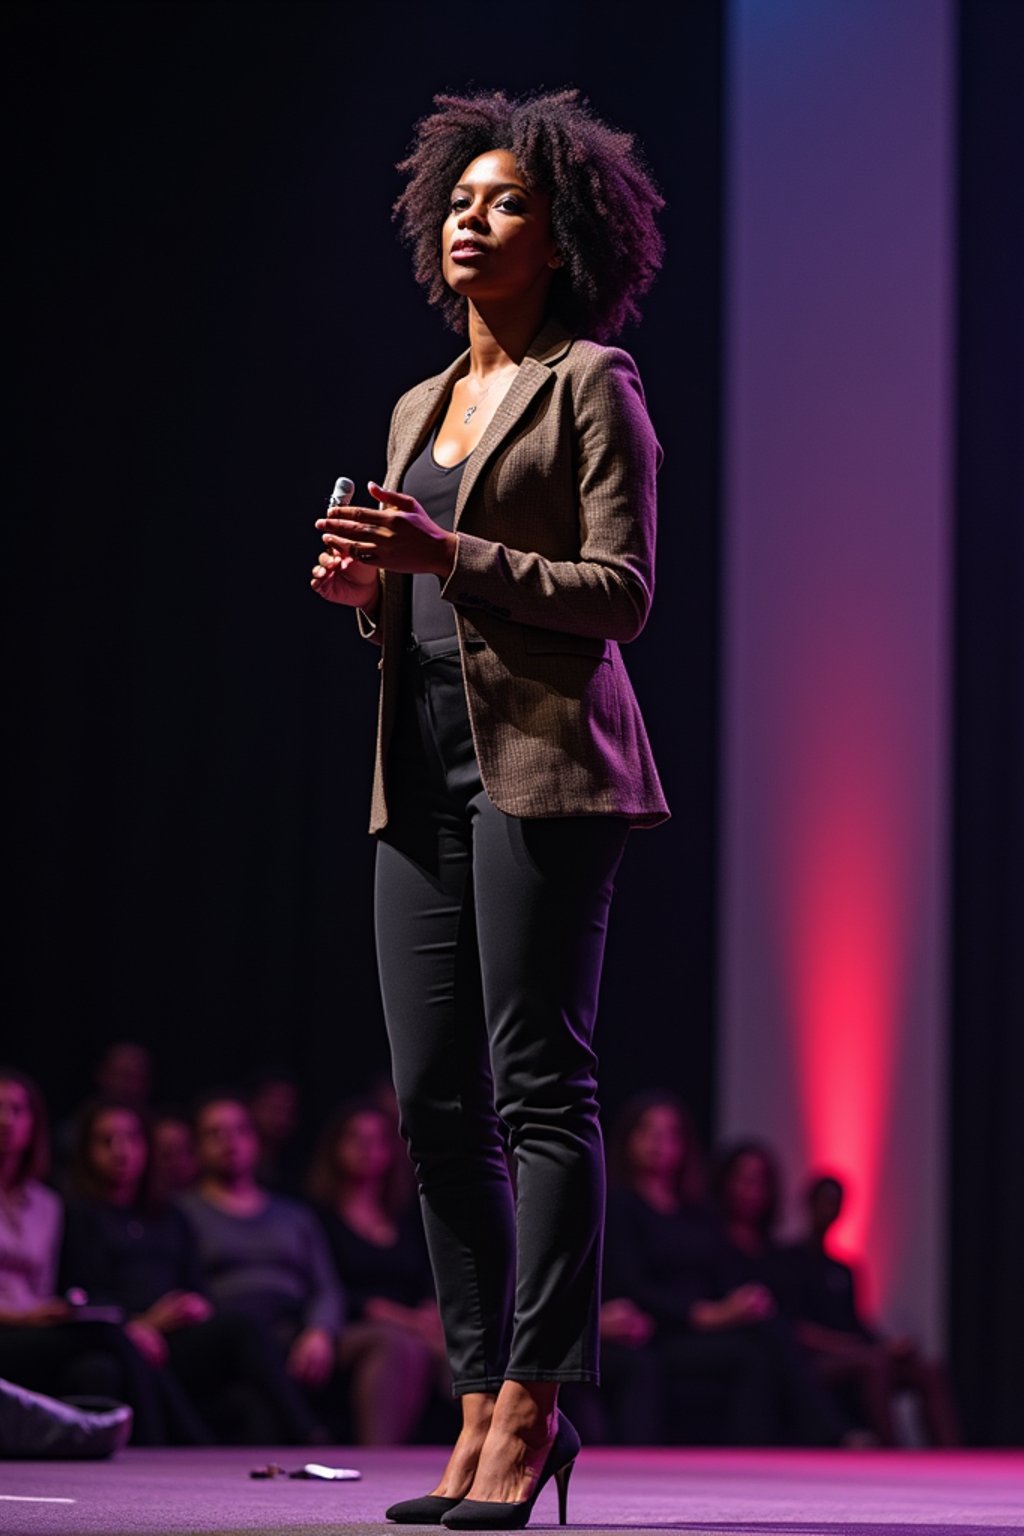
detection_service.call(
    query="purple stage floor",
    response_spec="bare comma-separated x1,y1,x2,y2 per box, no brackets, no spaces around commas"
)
1,1446,1022,1536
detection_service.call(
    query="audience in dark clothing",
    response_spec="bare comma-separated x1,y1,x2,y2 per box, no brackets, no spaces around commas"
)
60,1099,321,1444
309,1100,450,1444
5,1052,960,1449
781,1174,960,1446
602,1096,852,1446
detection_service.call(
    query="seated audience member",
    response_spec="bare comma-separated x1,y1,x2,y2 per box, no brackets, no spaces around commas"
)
62,1099,322,1444
309,1099,448,1444
149,1111,199,1201
178,1095,343,1420
54,1043,154,1177
604,1093,851,1446
781,1174,959,1446
712,1141,799,1305
246,1072,303,1195
0,1068,155,1436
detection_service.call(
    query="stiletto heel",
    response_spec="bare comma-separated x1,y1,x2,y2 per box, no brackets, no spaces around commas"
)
441,1409,581,1529
554,1457,574,1524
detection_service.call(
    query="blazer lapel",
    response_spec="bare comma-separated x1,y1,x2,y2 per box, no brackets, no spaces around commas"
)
384,316,574,521
385,348,471,490
454,318,573,526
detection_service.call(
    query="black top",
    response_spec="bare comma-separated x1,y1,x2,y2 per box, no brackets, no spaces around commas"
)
603,1187,730,1334
777,1242,877,1340
60,1197,206,1315
316,1204,434,1322
716,1233,800,1314
403,420,468,644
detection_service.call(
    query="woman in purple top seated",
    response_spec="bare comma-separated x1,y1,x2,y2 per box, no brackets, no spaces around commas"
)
310,1099,449,1444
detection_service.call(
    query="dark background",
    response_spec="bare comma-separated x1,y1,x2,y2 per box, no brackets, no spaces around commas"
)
5,0,1023,1444
4,1,723,1137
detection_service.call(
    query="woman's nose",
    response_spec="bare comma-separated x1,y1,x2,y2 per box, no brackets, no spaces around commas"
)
458,204,488,231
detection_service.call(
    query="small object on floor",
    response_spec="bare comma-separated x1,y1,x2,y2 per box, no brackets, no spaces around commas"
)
291,1463,362,1480
249,1461,361,1480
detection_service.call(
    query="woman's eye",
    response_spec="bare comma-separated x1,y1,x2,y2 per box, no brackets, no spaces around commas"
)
496,197,523,213
450,197,470,212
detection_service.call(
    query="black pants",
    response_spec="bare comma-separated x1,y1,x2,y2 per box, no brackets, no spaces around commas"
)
375,639,629,1394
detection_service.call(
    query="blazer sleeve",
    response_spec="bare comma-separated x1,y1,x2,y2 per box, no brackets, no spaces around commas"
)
440,346,661,644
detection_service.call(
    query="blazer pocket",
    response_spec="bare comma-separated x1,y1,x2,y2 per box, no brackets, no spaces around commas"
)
522,628,611,663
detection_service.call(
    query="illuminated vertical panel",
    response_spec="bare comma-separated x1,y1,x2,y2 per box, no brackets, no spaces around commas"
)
720,0,954,1347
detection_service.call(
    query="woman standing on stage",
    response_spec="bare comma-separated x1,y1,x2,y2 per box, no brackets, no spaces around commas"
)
311,89,668,1528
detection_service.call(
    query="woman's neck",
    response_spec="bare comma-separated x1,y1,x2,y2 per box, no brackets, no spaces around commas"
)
336,1179,385,1213
200,1173,263,1211
728,1219,764,1255
102,1182,137,1209
633,1173,680,1213
465,293,550,377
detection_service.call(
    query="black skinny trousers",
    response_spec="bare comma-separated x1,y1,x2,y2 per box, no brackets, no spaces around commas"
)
374,639,629,1394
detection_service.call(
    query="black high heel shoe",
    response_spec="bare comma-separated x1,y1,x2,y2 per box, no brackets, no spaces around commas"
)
385,1493,465,1524
440,1409,580,1530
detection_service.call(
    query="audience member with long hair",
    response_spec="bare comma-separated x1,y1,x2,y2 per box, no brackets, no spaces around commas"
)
0,1068,156,1435
605,1093,850,1445
309,1099,450,1443
61,1098,322,1444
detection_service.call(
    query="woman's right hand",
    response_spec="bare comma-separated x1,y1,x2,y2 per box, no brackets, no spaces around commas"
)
310,544,381,614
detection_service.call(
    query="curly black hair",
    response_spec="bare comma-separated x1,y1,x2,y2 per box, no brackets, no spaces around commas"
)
393,88,665,342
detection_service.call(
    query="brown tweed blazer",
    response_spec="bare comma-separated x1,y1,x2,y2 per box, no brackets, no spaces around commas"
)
360,315,670,833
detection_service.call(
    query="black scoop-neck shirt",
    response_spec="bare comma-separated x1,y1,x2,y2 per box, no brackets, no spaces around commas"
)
403,420,469,645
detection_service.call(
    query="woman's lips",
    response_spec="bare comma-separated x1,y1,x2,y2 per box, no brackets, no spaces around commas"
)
450,243,487,262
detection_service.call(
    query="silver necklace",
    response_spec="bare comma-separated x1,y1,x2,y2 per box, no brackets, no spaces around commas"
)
462,371,506,424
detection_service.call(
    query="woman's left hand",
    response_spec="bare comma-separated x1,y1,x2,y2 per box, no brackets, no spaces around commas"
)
315,481,457,578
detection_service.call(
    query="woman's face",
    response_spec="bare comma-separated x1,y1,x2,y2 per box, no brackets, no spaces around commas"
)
726,1152,773,1224
0,1080,33,1163
441,148,559,309
627,1104,687,1180
89,1108,148,1195
335,1112,393,1185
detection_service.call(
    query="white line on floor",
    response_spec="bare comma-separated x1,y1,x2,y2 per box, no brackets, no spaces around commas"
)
0,1495,76,1503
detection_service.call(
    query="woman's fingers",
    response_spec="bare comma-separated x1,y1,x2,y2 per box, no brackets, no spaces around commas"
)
367,479,415,512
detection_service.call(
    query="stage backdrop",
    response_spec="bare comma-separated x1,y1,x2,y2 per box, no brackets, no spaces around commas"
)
718,0,955,1355
5,1,723,1144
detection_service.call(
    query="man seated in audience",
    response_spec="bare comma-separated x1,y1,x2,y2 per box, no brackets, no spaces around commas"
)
62,1098,323,1443
177,1095,343,1425
781,1173,959,1446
